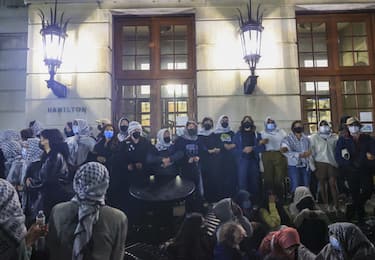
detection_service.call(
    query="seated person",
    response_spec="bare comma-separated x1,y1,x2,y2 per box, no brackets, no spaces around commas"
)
214,221,248,260
259,191,292,231
259,226,315,260
213,198,253,239
47,162,128,260
316,222,375,260
164,213,214,260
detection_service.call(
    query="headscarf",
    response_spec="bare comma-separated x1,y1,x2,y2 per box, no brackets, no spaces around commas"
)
182,121,198,141
30,120,44,137
1,130,22,171
214,115,231,134
198,117,214,136
0,179,27,243
127,121,143,135
74,119,90,136
25,137,43,162
289,186,314,217
264,116,278,133
117,117,129,142
329,222,375,258
155,128,172,151
72,162,109,260
318,120,332,140
260,227,300,257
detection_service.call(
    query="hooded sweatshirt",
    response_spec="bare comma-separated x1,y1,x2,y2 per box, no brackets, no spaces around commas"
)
310,120,338,168
316,222,375,260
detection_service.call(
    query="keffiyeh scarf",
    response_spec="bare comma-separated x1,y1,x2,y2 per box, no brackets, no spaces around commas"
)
0,179,27,243
72,162,109,260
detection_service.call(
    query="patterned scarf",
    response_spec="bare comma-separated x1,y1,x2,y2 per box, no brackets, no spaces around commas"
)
117,117,129,142
25,138,43,162
155,128,172,151
0,179,27,243
282,132,310,167
72,162,109,260
74,119,90,136
30,120,44,137
214,115,232,134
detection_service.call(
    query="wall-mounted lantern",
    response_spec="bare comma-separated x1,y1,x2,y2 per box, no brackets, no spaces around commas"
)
39,0,69,98
238,0,264,95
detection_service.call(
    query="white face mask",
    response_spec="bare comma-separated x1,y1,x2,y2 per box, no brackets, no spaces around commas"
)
72,125,79,135
348,126,360,134
319,125,331,134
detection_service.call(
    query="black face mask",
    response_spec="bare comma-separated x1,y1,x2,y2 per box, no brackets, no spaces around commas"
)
243,122,253,129
203,124,212,130
221,122,229,128
188,128,197,136
120,125,128,132
164,137,171,143
38,142,44,151
132,132,141,139
293,126,304,134
64,129,74,138
97,125,102,131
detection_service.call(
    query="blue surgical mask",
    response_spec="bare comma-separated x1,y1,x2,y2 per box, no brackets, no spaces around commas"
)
72,125,79,135
242,200,252,209
329,236,342,251
319,125,331,134
266,123,276,131
104,130,114,139
348,126,360,134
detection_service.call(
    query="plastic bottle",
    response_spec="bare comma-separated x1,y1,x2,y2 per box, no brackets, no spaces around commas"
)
35,210,46,251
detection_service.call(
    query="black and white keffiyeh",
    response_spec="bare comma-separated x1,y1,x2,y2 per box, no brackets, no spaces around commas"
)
214,115,232,134
0,179,27,243
155,128,172,151
71,162,109,260
30,120,44,137
25,137,43,162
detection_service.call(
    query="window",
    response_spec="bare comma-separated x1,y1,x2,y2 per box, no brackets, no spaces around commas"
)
297,13,375,133
113,16,196,136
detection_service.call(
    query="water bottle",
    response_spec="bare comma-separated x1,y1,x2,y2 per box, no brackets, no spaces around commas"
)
35,210,46,251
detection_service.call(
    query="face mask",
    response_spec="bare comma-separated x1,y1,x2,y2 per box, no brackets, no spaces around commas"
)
132,131,141,139
72,125,79,135
266,123,276,131
243,122,252,129
329,236,342,251
203,123,212,130
120,125,128,132
242,200,252,209
164,136,171,143
104,130,114,139
21,148,27,159
38,142,44,150
64,129,74,137
348,126,360,134
188,128,197,136
319,125,331,134
221,122,229,128
97,125,102,131
293,126,304,133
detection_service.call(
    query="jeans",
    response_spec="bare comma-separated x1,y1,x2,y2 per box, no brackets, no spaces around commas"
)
288,166,311,193
238,157,260,197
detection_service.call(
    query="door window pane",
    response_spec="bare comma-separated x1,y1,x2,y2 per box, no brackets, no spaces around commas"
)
122,26,150,71
160,24,188,70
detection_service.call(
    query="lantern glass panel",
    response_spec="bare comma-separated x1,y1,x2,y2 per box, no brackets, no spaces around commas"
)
43,32,65,63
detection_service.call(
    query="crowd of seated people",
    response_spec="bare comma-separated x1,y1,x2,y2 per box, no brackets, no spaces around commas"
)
1,114,375,259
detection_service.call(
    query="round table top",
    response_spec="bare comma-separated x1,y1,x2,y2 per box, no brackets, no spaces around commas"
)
129,175,195,202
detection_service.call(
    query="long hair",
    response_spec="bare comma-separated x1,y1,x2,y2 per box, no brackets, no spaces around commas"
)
170,213,210,260
40,129,69,160
239,115,255,132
